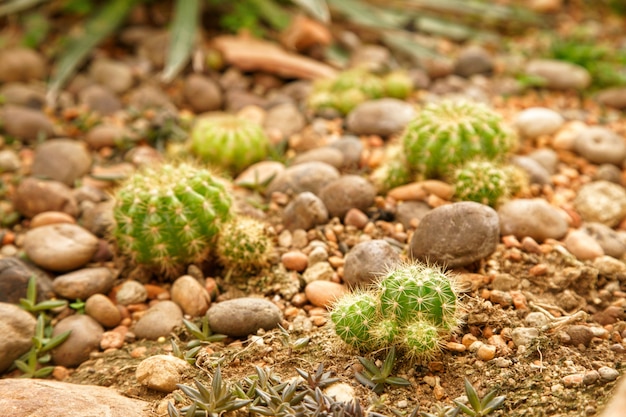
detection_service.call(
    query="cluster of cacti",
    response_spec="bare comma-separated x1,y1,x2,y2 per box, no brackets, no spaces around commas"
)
111,162,233,278
308,69,413,115
330,261,462,361
452,160,528,207
401,99,517,179
190,114,270,174
216,216,274,275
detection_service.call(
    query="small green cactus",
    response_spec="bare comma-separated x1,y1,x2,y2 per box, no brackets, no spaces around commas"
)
452,160,528,208
216,216,274,275
190,114,270,174
401,99,516,179
330,261,462,361
383,71,413,99
370,144,413,192
112,163,232,278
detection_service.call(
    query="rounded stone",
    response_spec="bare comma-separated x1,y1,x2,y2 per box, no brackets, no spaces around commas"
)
318,175,376,219
346,98,415,136
292,147,345,170
565,325,594,347
85,124,129,149
598,366,620,382
0,47,46,82
13,177,78,219
31,139,92,186
329,136,363,170
498,199,568,242
454,45,494,77
564,230,604,261
264,102,306,139
395,201,431,230
51,314,104,367
574,181,626,227
52,267,115,300
0,302,37,373
511,327,539,347
136,355,190,393
305,280,347,308
511,156,552,185
409,202,500,268
85,294,122,328
206,297,282,338
78,85,122,116
266,161,340,197
183,74,223,113
282,251,309,272
343,240,401,288
302,261,334,284
133,301,183,340
23,224,99,272
235,161,285,190
283,191,329,231
89,59,134,94
0,149,21,172
573,126,626,166
581,223,626,259
525,59,591,90
0,105,54,143
115,280,148,306
597,87,626,109
514,107,564,138
30,211,76,228
527,148,559,174
0,83,46,108
171,275,211,317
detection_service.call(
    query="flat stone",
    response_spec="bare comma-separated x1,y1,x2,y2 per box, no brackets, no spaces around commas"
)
564,230,604,261
343,240,401,288
0,47,45,82
0,105,53,142
24,224,99,272
292,147,345,169
514,107,564,138
305,280,347,308
525,59,591,90
0,303,37,373
206,297,282,338
574,126,626,166
498,199,568,241
264,102,306,139
136,355,190,393
574,181,626,227
454,45,494,77
266,161,340,197
51,314,104,367
283,191,329,231
133,301,183,340
89,59,134,94
346,98,415,136
409,202,500,268
13,177,78,218
52,267,115,300
596,87,626,109
78,85,122,116
318,175,376,219
511,327,539,347
0,379,149,417
31,139,92,186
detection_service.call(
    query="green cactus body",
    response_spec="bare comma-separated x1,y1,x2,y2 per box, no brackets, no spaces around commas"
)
330,291,378,349
112,163,232,277
371,144,412,192
453,161,529,207
216,216,273,275
308,69,386,115
190,114,269,174
369,317,399,348
402,100,516,179
379,263,459,330
383,71,413,99
402,320,441,360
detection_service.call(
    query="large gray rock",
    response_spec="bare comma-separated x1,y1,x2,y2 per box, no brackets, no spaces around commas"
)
283,192,329,231
409,202,500,268
206,297,282,338
343,240,401,288
0,379,149,417
0,303,36,373
51,314,104,368
498,199,568,241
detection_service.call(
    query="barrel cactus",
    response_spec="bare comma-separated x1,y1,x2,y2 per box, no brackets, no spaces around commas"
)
401,99,516,179
330,291,379,349
112,163,232,278
190,114,270,174
216,216,274,275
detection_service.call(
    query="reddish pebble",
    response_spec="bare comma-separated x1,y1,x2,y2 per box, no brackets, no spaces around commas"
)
476,344,496,361
145,284,168,300
100,330,125,350
502,235,521,248
521,236,542,254
130,346,147,358
562,373,584,387
282,251,308,272
52,366,70,381
511,291,528,310
446,342,466,353
529,263,549,276
305,280,347,308
30,211,76,228
344,208,369,229
462,333,478,348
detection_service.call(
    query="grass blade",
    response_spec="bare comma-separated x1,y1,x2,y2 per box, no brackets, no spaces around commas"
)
162,0,200,83
291,0,330,23
47,0,138,103
0,0,46,17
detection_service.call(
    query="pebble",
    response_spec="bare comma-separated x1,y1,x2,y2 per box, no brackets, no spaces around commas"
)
343,240,401,288
564,230,604,260
581,223,626,259
85,294,122,328
525,59,591,90
346,98,415,136
30,211,76,228
574,181,626,227
318,175,376,219
0,149,21,172
170,275,211,317
454,45,494,77
292,147,345,169
583,370,600,386
235,160,285,190
513,107,564,138
528,148,559,174
281,251,308,271
52,267,115,300
491,273,519,291
183,74,223,113
573,126,626,166
266,161,340,196
100,329,125,350
308,246,328,265
51,314,104,367
13,177,79,218
596,86,626,109
498,199,568,241
302,261,334,284
446,342,467,353
409,202,500,268
593,306,625,326
511,327,539,347
283,191,329,231
395,201,431,230
78,85,122,116
594,164,623,184
206,297,282,338
593,256,626,281
525,312,550,328
0,82,45,108
0,302,37,373
562,373,584,388
0,47,46,82
511,155,552,185
324,382,356,403
85,124,128,149
489,290,513,307
344,208,369,229
80,200,115,238
598,366,619,382
136,355,190,393
0,257,53,304
565,325,595,347
264,102,306,139
89,59,134,94
23,224,99,272
31,139,92,186
115,280,148,306
0,105,54,142
133,301,183,340
476,343,497,361
305,280,347,308
329,136,363,170
127,85,176,112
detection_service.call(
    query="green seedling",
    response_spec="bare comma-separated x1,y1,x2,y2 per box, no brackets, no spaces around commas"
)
69,299,86,314
19,275,67,314
183,316,227,347
354,347,411,394
249,378,307,417
454,379,505,417
170,339,202,366
295,363,340,391
277,324,310,354
421,404,461,417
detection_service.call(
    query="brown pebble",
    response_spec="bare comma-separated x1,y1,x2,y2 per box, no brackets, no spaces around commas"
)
521,236,542,254
502,235,521,248
305,280,347,308
344,208,369,229
421,180,454,200
130,346,147,358
446,342,467,353
476,344,497,361
311,315,327,327
100,330,125,350
510,291,528,310
30,211,76,228
388,182,427,201
462,333,478,348
282,251,308,272
291,292,308,307
562,373,584,387
52,366,70,381
529,264,548,276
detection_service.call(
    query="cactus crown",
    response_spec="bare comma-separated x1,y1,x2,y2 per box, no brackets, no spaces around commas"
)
112,163,232,278
216,216,274,275
402,99,516,179
190,114,270,174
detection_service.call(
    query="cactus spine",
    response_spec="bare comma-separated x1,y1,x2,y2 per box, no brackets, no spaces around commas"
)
216,216,274,275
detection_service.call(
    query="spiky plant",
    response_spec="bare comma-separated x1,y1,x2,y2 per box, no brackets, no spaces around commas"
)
370,144,413,192
383,71,414,99
329,290,379,350
401,100,516,179
216,216,274,275
112,162,232,278
190,114,270,174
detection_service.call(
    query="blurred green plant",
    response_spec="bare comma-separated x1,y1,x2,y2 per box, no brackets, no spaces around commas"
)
453,379,506,417
354,346,411,395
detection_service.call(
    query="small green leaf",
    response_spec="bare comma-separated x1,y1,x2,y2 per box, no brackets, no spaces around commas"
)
40,330,71,352
32,299,68,312
357,356,381,377
453,402,475,417
382,346,396,377
33,366,55,378
162,0,200,83
386,376,411,387
26,275,37,304
291,0,329,22
464,378,481,412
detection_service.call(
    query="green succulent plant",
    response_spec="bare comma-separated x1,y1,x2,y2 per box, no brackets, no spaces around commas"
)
354,346,411,395
190,114,270,174
329,290,379,349
370,144,413,192
452,160,526,208
216,216,274,275
401,100,516,179
111,162,232,278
